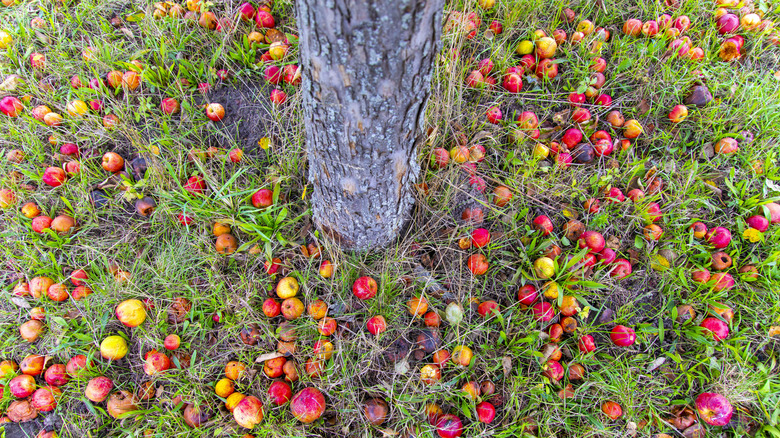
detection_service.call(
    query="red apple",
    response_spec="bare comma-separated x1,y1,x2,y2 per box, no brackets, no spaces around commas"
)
44,364,69,386
611,259,632,279
283,64,301,85
568,92,586,106
535,59,558,79
366,315,387,336
238,2,256,20
641,20,658,36
31,386,59,412
431,147,450,168
578,334,596,353
696,392,733,426
233,395,264,428
290,387,325,423
206,103,225,121
668,104,688,123
184,175,206,195
161,98,180,115
251,188,273,208
42,167,66,187
228,148,243,163
502,72,522,93
353,276,378,300
270,89,287,105
717,13,739,34
486,106,502,124
471,228,490,247
542,362,563,382
533,215,553,236
602,401,623,420
436,414,463,438
102,152,124,173
477,301,499,318
605,187,624,203
262,298,281,317
706,226,731,249
764,202,780,223
517,285,538,306
489,20,502,34
532,302,554,322
714,137,739,154
578,230,606,253
700,317,729,341
85,376,113,402
623,18,642,36
476,401,495,423
268,380,292,406
264,65,282,84
610,325,636,347
597,248,616,265
9,374,36,398
256,10,275,28
746,215,769,232
562,128,583,149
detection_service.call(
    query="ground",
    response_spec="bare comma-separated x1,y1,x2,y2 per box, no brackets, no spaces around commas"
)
1,0,780,437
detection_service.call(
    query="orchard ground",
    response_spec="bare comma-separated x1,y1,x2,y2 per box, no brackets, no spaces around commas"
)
1,0,780,437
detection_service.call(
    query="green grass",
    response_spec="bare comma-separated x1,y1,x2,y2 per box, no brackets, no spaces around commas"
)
1,0,780,437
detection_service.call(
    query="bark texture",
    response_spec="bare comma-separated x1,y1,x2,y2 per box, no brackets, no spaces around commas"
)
296,0,445,251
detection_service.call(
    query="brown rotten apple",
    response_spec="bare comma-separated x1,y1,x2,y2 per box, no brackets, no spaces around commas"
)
107,390,139,419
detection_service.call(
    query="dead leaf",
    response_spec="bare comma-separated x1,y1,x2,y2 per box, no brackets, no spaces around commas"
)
264,28,286,43
502,356,512,377
10,297,30,308
636,99,651,115
255,352,285,363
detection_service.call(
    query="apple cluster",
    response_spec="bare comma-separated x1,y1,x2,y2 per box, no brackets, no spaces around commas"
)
0,354,87,427
623,15,706,61
713,0,778,61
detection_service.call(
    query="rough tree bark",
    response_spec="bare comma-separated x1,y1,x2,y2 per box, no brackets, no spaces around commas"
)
296,0,445,252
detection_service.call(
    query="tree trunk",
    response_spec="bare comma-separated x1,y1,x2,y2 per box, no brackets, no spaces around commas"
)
296,0,445,252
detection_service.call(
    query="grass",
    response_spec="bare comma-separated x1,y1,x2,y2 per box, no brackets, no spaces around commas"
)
1,0,780,436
